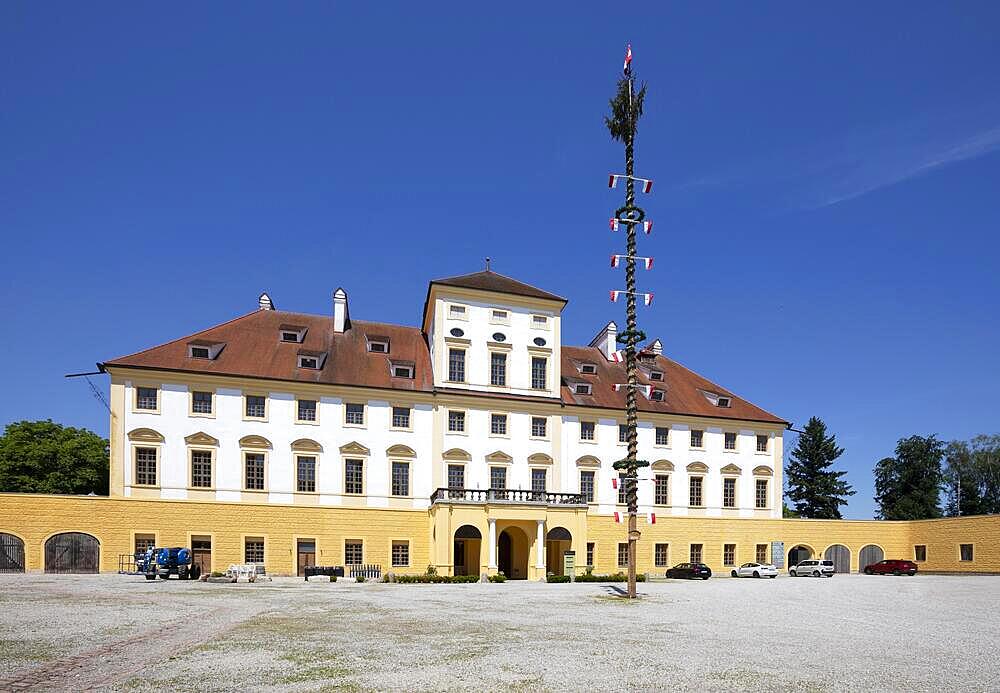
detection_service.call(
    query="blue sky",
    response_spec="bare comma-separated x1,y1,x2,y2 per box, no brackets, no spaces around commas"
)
2,3,998,518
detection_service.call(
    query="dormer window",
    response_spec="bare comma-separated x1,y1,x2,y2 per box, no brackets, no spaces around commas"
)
580,363,597,375
650,389,665,402
281,331,299,343
279,325,307,343
448,304,468,320
649,370,664,381
190,346,210,359
574,383,593,395
297,354,323,370
187,341,224,360
639,352,655,363
367,336,389,353
390,362,414,379
717,397,731,408
701,390,732,408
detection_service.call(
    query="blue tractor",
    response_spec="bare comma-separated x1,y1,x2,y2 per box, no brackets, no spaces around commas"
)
141,547,201,580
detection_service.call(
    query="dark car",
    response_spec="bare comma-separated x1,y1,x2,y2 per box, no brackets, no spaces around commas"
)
864,559,918,576
666,562,712,580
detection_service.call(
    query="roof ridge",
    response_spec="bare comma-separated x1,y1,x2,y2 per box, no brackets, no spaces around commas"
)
102,309,261,365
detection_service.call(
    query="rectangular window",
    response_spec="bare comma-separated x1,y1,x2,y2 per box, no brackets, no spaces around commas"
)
690,544,703,563
580,421,595,441
296,456,316,493
531,468,547,493
448,464,465,489
448,304,466,319
245,395,266,418
619,424,628,443
245,453,265,490
755,479,768,509
530,356,547,389
618,543,628,567
281,331,300,343
391,461,410,497
756,544,768,564
391,541,409,567
723,543,736,566
580,470,595,503
689,477,703,507
756,434,769,453
134,533,156,555
244,538,264,564
448,410,466,433
655,427,669,446
649,370,663,381
490,413,507,435
586,542,595,567
580,363,597,375
344,459,364,495
655,543,670,567
190,346,210,359
724,432,737,450
960,544,974,562
136,387,158,410
392,364,413,378
618,473,627,505
531,416,547,438
491,309,509,323
532,315,549,329
190,450,212,488
654,474,670,505
345,403,364,425
490,466,506,490
574,383,592,395
690,429,704,448
367,338,389,353
191,391,213,414
345,541,363,565
914,545,927,562
723,477,736,508
298,355,319,369
135,447,157,486
297,399,317,422
391,406,410,428
490,352,507,386
448,349,466,382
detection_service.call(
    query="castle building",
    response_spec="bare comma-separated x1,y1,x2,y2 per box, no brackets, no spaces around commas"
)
1,270,996,577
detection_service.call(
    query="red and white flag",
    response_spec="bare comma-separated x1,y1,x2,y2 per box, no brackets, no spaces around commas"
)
614,511,623,523
610,350,625,363
640,384,653,398
643,292,654,306
610,218,619,231
611,478,620,490
610,254,621,268
610,290,623,303
643,257,654,270
642,220,653,234
624,44,632,72
648,512,656,525
608,174,621,189
642,179,653,193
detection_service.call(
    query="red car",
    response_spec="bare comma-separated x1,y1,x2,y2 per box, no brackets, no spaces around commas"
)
864,559,917,576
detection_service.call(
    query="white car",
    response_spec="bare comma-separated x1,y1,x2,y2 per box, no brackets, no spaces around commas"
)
789,559,835,577
731,562,778,578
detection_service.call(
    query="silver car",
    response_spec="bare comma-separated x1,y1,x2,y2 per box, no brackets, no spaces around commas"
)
731,562,778,578
789,559,835,577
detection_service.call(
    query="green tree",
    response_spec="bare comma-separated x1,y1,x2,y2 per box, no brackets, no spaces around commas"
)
784,416,854,519
944,435,1000,516
782,502,800,518
0,420,109,495
874,435,944,520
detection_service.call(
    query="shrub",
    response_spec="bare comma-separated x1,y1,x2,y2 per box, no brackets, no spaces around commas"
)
488,573,507,583
426,565,437,576
573,572,646,583
394,573,479,584
209,571,225,578
355,575,366,583
329,575,337,583
547,574,571,583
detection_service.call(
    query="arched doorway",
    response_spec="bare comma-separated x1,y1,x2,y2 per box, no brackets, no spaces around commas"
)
0,533,25,573
824,544,851,574
45,532,100,574
859,545,884,573
788,544,813,567
454,524,482,576
545,527,572,576
497,527,529,580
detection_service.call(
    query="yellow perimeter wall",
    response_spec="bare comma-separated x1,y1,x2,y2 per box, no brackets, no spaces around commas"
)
1,494,997,575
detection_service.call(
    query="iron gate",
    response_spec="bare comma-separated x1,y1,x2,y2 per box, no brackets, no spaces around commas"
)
859,544,884,573
824,544,851,574
0,533,25,573
44,532,100,574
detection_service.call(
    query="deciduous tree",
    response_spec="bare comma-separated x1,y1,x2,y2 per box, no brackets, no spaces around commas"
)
0,420,109,495
874,435,944,520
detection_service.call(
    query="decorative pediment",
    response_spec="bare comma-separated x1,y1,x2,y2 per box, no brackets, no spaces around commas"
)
686,461,709,473
575,455,601,468
292,438,323,453
128,428,164,443
443,448,471,462
528,453,553,465
753,465,774,477
386,444,416,458
239,435,271,449
339,441,370,456
485,450,513,464
651,459,674,472
184,432,219,447
721,463,742,475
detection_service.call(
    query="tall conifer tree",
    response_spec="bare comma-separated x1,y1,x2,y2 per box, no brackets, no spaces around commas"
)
785,416,854,519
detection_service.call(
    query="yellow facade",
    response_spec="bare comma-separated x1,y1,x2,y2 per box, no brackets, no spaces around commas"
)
1,493,997,576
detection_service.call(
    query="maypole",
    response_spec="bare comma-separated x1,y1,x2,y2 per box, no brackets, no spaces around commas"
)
606,43,653,600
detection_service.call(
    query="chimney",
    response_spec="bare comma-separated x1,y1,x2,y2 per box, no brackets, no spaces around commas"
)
648,338,662,356
333,288,350,333
589,321,618,360
258,292,275,311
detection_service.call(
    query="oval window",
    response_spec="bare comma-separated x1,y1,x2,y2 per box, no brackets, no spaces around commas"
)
533,337,546,347
492,332,506,342
449,328,465,338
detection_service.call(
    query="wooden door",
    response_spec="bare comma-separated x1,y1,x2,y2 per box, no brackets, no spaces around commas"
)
297,540,316,577
45,532,99,574
192,538,212,574
0,533,25,573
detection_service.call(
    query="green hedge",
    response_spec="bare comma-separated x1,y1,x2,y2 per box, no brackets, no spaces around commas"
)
546,574,571,583
393,574,480,584
573,572,646,583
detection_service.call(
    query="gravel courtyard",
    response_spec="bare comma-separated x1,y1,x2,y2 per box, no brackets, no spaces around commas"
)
1,573,997,692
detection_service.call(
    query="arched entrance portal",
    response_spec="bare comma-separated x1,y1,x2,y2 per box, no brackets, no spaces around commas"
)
0,533,25,573
454,525,482,576
45,532,100,574
860,545,884,573
545,527,572,576
788,544,813,567
824,544,851,574
497,527,529,580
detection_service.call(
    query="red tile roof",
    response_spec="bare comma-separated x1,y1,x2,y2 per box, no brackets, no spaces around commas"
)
430,270,567,304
